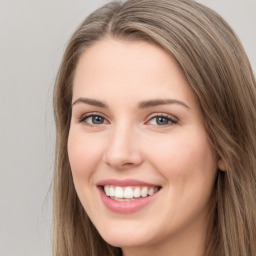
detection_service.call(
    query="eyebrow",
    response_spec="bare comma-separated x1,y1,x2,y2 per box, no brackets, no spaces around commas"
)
138,99,190,109
72,97,190,109
72,98,107,108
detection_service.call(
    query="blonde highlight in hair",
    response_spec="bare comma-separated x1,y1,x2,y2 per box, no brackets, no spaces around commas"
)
53,0,256,255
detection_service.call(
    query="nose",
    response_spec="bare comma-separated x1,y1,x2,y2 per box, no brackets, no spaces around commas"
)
103,124,143,170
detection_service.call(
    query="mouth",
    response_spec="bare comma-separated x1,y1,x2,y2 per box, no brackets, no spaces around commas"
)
101,185,160,201
97,179,162,213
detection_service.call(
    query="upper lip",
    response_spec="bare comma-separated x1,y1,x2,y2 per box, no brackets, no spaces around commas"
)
96,179,161,187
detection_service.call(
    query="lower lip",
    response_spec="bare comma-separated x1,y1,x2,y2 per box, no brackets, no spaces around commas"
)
98,187,160,214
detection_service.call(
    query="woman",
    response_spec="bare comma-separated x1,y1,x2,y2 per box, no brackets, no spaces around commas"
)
53,0,256,255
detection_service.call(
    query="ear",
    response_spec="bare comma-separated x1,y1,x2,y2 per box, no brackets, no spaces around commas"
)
217,158,226,171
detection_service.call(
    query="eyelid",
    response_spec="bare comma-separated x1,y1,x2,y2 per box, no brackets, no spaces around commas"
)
79,112,110,125
77,111,178,127
145,113,178,126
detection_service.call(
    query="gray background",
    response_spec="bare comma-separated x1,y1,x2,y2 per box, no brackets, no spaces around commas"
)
0,0,255,255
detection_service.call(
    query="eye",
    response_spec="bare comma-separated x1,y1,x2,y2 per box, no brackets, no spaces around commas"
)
147,114,177,126
80,114,108,125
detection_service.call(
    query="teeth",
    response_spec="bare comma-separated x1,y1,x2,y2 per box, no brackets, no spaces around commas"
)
109,186,115,197
115,186,124,198
141,187,148,197
104,185,110,196
133,187,140,198
103,185,159,199
111,197,135,201
123,187,133,198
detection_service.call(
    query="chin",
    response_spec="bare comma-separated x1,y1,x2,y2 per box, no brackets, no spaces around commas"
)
97,224,155,248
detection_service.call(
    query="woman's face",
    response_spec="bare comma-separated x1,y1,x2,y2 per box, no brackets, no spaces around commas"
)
68,39,221,254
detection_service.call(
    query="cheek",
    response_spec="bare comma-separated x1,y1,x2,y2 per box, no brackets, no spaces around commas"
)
67,129,107,214
165,129,212,165
67,129,104,180
145,129,217,229
145,127,217,191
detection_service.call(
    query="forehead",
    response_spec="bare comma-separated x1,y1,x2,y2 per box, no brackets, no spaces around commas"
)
72,38,196,108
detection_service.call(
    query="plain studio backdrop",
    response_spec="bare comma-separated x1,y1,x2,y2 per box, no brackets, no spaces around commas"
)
0,0,255,255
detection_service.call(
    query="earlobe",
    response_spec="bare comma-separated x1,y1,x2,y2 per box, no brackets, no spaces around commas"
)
217,158,226,171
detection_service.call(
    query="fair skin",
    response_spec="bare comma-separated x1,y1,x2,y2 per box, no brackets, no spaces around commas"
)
68,38,223,256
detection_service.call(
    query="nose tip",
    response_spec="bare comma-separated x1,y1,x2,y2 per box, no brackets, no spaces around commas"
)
103,152,141,169
103,133,143,170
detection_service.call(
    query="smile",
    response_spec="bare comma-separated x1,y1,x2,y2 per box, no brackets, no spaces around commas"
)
97,179,162,213
103,185,159,201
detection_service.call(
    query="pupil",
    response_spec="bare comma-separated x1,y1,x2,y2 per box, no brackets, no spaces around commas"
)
93,116,104,124
157,117,168,125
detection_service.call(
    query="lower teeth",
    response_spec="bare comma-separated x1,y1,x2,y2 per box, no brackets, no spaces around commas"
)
110,197,136,201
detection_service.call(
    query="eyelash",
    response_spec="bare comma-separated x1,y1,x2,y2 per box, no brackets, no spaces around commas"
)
79,112,109,126
79,113,178,127
147,114,178,127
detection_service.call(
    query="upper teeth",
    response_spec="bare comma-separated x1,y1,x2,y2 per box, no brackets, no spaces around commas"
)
103,185,159,199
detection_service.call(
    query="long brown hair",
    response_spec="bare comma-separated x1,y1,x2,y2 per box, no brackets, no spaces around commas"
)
53,0,256,255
